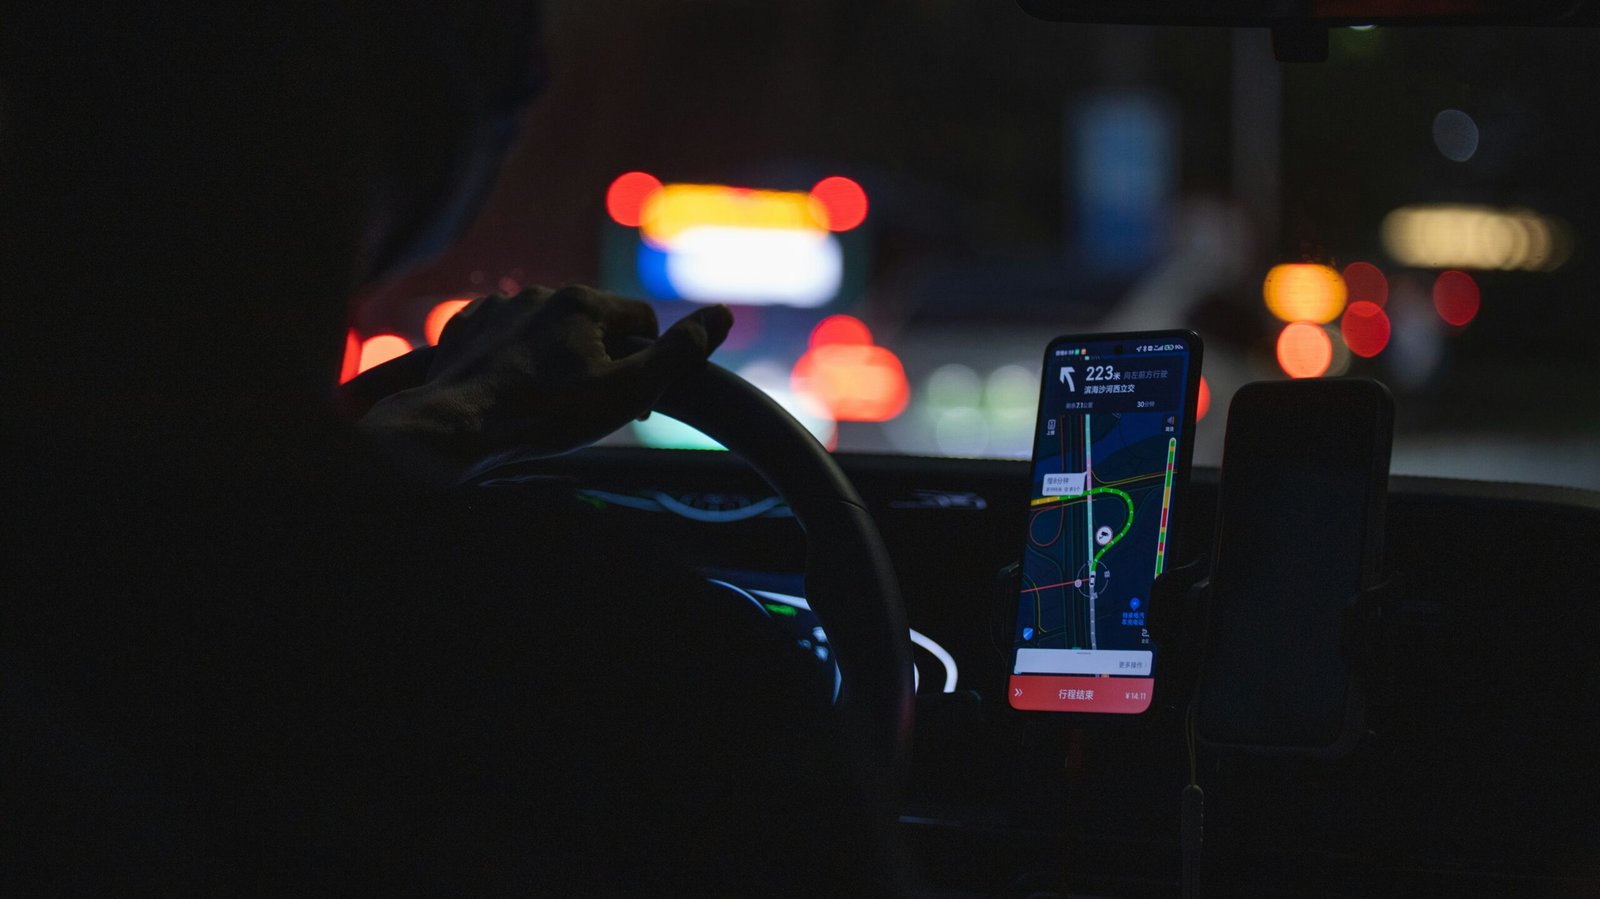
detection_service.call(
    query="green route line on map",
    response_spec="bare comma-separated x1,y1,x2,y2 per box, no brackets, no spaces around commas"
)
1087,486,1135,567
1018,484,1140,595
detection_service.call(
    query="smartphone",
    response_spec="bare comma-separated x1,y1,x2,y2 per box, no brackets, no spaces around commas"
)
1194,379,1393,754
1008,330,1202,715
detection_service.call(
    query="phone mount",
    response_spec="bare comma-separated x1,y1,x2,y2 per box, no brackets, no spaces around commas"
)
1155,570,1397,759
994,558,1398,755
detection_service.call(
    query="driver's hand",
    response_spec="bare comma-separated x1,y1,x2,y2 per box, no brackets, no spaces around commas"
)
359,285,732,473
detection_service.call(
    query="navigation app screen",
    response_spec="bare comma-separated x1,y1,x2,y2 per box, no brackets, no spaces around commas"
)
1009,332,1198,714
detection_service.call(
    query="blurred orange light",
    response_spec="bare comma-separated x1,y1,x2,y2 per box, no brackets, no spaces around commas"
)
1340,300,1391,358
1433,270,1481,326
1263,263,1347,324
791,344,909,422
424,298,473,346
810,176,869,232
639,183,828,245
1276,322,1333,379
1196,376,1211,421
809,314,873,348
339,328,362,384
606,171,663,227
1341,261,1388,307
356,334,413,376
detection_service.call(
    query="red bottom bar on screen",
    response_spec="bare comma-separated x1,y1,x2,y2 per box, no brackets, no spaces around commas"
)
1008,674,1154,713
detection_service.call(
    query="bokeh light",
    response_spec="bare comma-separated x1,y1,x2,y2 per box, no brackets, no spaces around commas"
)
355,334,414,377
641,183,828,245
1433,270,1481,326
1263,263,1347,324
606,171,663,227
1340,300,1392,357
810,176,869,231
1276,322,1333,379
1381,204,1570,271
793,315,907,422
925,364,983,411
424,298,473,346
790,344,909,422
809,314,873,347
1341,261,1388,307
1432,109,1480,162
984,364,1039,456
984,365,1038,412
1196,376,1211,421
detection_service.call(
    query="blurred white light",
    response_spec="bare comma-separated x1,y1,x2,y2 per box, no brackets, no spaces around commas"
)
1432,109,1480,162
664,226,842,307
1381,204,1571,271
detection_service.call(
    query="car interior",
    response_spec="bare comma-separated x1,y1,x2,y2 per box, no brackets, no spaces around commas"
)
339,1,1600,895
11,0,1600,896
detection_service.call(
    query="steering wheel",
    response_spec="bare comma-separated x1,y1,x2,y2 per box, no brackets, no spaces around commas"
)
651,360,915,813
344,346,915,819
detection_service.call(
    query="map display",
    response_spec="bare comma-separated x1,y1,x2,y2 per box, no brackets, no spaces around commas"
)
1009,334,1196,714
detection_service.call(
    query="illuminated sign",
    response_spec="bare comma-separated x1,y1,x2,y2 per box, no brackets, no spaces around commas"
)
604,172,869,308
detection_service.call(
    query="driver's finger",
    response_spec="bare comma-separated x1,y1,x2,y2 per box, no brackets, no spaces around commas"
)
602,304,734,414
540,285,660,342
596,293,661,342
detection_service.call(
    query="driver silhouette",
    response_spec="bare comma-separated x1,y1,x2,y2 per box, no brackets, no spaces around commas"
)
2,3,899,894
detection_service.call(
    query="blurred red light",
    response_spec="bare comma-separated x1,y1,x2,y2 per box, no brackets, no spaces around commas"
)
810,176,869,232
1196,376,1211,421
424,298,473,346
1340,300,1392,358
1433,270,1481,326
339,328,362,384
791,344,909,422
809,314,873,348
1341,261,1388,307
356,334,413,376
1276,322,1333,379
606,171,662,228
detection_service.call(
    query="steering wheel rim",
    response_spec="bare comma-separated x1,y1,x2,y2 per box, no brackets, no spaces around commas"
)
652,361,915,803
344,345,915,813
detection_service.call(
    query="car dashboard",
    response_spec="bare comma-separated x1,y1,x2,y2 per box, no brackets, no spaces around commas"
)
495,446,1600,896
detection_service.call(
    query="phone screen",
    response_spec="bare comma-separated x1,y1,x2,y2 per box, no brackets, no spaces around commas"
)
1008,331,1201,714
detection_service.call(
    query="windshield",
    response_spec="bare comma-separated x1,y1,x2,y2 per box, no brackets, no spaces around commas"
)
347,5,1600,491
